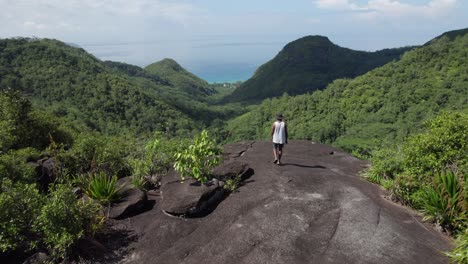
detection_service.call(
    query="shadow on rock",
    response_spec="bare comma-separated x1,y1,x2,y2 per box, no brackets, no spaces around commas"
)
282,163,326,169
72,226,138,263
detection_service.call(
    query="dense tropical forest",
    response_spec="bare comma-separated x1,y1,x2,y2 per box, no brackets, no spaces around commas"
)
1,28,467,263
223,35,413,103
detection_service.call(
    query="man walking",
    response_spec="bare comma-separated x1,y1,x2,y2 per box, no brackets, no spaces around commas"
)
271,113,288,165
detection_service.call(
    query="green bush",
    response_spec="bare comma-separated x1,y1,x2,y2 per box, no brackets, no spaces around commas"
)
144,132,190,177
0,89,71,152
128,158,150,190
224,174,242,192
386,174,422,206
58,133,132,177
0,148,40,183
403,112,468,180
82,172,123,205
33,184,102,260
0,179,43,252
366,145,404,182
174,130,221,183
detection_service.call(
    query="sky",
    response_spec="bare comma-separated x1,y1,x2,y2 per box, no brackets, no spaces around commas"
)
1,0,467,82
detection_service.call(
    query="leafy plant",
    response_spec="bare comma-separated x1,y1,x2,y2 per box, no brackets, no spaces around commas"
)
367,145,404,181
128,158,150,190
420,170,466,232
0,179,43,252
223,174,242,192
34,184,102,260
446,229,468,264
82,172,123,205
403,112,468,180
173,130,221,184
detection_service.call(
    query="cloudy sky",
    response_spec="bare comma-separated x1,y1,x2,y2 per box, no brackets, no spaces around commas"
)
0,0,467,82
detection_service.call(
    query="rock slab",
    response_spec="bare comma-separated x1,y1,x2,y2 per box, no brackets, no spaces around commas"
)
160,171,226,217
108,188,147,219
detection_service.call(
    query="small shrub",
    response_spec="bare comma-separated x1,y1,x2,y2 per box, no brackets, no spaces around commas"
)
368,145,404,180
145,132,190,178
128,158,150,190
34,184,102,260
174,130,221,184
387,174,421,206
83,172,123,205
0,179,43,252
59,133,131,177
403,112,468,180
223,174,242,192
0,148,40,183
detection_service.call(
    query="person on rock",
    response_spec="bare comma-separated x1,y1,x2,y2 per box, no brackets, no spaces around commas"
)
271,113,288,165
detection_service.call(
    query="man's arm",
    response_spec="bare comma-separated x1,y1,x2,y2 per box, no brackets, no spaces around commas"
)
285,123,288,143
271,123,276,138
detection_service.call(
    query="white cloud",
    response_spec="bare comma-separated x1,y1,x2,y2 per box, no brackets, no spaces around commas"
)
315,0,365,10
315,0,458,18
0,0,202,39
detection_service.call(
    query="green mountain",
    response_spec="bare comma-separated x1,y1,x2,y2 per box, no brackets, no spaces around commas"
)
224,36,413,103
226,29,468,154
145,58,215,98
0,38,215,136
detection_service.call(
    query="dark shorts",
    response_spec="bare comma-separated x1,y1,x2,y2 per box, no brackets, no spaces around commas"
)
273,143,284,150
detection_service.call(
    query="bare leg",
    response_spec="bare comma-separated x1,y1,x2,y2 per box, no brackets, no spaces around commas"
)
272,148,278,163
278,149,282,165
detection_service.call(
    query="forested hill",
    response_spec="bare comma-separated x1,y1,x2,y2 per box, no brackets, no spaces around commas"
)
145,58,215,97
227,29,468,154
0,38,234,136
223,35,413,103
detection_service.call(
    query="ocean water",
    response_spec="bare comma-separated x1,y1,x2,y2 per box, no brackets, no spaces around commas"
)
81,39,287,83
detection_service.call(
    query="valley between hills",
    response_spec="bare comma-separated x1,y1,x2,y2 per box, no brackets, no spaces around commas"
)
0,28,467,263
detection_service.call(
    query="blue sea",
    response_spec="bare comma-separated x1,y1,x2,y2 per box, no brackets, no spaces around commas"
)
81,38,288,83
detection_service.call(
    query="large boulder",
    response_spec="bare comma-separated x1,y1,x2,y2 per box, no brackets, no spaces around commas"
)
212,160,253,181
22,251,51,264
160,170,226,217
73,237,107,260
108,186,147,219
36,157,56,192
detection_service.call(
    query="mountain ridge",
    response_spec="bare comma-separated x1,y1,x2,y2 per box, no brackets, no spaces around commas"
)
223,35,414,103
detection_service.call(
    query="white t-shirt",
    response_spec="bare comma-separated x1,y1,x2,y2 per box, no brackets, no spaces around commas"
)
272,121,286,144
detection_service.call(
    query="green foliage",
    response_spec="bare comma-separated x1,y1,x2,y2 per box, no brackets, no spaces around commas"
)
1,181,101,259
223,174,242,192
82,172,123,205
58,133,132,177
128,158,150,190
174,130,221,183
34,184,102,260
0,179,43,252
224,35,412,103
0,38,202,136
227,32,468,151
0,148,40,183
365,145,404,184
144,58,215,97
403,112,468,178
446,229,468,264
419,170,467,231
0,89,71,151
368,111,467,241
